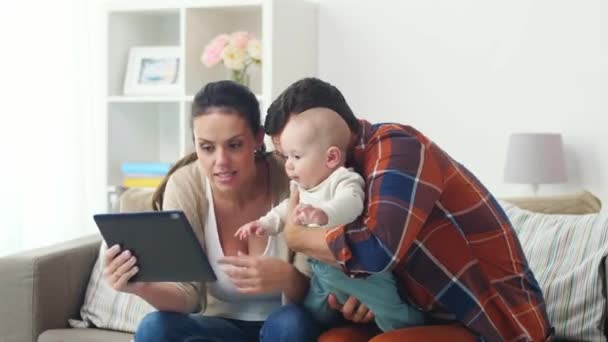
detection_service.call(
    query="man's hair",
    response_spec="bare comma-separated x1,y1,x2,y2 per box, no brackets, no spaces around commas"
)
264,77,359,135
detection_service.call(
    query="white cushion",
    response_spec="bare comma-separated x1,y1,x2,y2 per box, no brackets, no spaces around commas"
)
502,202,607,341
68,242,155,333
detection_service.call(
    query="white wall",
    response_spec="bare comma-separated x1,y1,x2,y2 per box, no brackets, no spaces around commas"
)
318,0,608,200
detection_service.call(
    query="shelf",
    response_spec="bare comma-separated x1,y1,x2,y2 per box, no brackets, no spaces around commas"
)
98,0,318,211
107,11,181,96
106,0,263,12
107,102,181,186
183,93,263,102
108,94,263,103
108,96,183,103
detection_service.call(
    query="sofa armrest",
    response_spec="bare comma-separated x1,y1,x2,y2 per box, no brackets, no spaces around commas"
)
0,234,102,342
502,190,602,214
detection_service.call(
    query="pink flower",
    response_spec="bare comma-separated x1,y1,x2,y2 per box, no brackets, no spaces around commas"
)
201,49,221,67
211,34,230,47
201,34,229,67
200,31,262,78
230,31,251,49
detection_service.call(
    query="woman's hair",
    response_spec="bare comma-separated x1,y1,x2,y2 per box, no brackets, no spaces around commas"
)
152,80,265,211
264,77,359,136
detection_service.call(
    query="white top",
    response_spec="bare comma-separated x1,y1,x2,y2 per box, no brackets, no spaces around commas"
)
259,167,365,234
161,154,311,314
204,178,282,321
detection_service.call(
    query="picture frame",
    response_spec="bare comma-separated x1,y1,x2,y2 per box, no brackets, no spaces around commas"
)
123,46,182,95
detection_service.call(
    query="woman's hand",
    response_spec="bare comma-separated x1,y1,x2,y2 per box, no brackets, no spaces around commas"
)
328,293,375,323
218,252,292,295
102,244,146,294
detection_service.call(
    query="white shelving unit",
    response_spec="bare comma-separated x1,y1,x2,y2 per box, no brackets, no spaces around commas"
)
97,0,317,211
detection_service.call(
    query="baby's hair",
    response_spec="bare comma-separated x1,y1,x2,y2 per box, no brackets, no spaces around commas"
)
287,108,351,161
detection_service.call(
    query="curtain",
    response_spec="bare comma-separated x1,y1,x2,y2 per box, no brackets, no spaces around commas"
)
0,0,95,256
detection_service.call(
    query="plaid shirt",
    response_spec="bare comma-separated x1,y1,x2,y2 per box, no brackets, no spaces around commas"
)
326,120,552,341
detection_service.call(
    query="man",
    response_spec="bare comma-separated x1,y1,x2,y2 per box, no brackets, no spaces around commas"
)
264,77,553,341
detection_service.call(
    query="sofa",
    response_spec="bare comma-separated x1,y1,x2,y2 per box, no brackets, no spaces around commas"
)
0,190,603,342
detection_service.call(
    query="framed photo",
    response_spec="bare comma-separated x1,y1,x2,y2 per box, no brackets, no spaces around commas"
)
123,46,182,95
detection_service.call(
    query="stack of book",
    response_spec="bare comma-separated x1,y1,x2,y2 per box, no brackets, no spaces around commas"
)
121,162,172,188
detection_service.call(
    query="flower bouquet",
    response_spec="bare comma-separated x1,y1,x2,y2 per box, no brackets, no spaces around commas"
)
201,31,261,87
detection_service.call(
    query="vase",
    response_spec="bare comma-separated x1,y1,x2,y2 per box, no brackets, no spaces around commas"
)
230,69,250,88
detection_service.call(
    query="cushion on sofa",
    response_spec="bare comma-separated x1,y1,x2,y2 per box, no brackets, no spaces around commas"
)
502,202,608,341
68,243,155,333
68,188,157,333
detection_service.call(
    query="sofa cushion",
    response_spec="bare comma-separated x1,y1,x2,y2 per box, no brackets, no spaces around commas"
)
68,188,158,333
502,202,608,341
38,328,132,342
68,243,155,333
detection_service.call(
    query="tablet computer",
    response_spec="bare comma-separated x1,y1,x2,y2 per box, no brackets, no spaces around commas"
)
93,210,216,283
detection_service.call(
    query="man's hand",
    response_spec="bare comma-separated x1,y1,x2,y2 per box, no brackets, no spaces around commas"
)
293,204,329,226
283,186,337,264
283,185,301,241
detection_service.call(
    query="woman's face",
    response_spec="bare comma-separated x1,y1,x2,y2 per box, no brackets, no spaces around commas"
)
193,111,262,193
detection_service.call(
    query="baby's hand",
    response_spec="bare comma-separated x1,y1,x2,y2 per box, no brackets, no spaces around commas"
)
293,204,329,226
234,221,268,240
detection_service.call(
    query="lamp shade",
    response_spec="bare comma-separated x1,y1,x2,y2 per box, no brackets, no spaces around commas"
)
504,133,567,184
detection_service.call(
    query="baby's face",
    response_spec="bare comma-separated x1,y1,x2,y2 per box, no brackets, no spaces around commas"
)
280,122,331,190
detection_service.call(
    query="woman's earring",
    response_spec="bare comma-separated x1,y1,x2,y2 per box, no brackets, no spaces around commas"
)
254,145,264,157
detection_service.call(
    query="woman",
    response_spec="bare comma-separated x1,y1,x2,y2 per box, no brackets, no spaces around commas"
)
102,80,323,341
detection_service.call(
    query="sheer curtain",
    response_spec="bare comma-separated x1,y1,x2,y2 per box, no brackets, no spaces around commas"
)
0,0,95,256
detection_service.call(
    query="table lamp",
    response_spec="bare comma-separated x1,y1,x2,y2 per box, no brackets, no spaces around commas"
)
504,133,567,195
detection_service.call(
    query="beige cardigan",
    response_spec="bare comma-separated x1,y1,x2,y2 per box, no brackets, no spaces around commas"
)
162,152,311,314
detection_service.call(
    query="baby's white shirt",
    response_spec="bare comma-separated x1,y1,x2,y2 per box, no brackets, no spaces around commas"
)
258,166,365,234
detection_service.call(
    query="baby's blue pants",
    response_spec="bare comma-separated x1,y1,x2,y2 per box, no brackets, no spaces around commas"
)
303,259,427,332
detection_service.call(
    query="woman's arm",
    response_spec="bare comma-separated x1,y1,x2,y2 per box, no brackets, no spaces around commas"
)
133,282,200,313
282,262,310,302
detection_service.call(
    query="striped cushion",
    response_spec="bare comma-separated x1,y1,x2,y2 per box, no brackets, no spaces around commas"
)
502,202,608,341
68,242,155,333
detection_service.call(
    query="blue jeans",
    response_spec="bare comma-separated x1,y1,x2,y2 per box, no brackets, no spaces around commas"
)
134,304,322,342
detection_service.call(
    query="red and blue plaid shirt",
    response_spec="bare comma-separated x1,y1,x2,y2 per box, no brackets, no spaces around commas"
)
326,120,552,341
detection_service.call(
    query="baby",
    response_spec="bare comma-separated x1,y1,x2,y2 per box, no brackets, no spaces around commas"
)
235,108,426,331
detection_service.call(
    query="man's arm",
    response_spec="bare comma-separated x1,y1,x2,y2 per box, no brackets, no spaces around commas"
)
327,127,446,274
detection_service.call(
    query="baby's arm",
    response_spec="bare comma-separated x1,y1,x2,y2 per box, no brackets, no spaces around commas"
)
257,198,289,235
316,170,365,227
235,200,289,240
234,220,267,240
